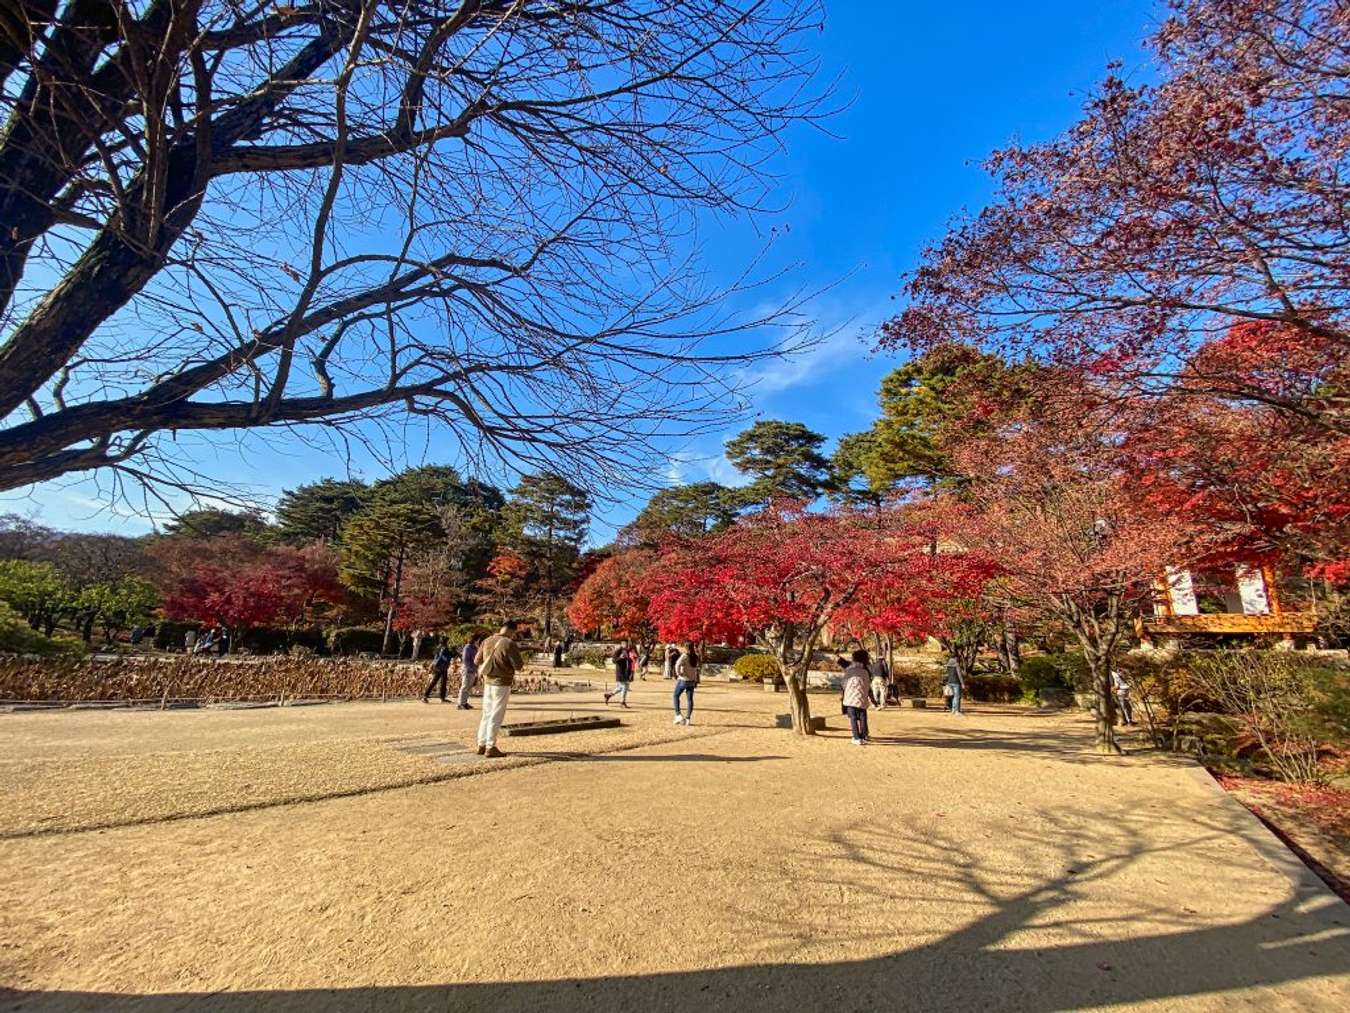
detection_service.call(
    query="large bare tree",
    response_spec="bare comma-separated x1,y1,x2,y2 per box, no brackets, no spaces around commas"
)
0,0,827,501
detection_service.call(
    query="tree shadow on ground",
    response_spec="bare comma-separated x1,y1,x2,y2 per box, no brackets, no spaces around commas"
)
850,724,1190,766
528,751,788,764
7,800,1346,1012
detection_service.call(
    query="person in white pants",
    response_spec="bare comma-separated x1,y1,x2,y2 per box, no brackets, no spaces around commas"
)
476,620,526,758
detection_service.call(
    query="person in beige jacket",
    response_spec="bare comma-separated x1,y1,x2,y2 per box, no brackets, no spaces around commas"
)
476,620,526,758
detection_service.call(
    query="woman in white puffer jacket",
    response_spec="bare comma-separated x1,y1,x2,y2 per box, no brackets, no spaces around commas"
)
840,648,872,745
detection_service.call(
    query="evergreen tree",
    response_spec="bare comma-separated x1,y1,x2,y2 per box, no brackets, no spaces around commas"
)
275,479,369,544
859,344,1023,492
830,431,890,509
338,502,443,653
725,420,833,504
162,508,272,541
502,473,591,640
625,482,739,544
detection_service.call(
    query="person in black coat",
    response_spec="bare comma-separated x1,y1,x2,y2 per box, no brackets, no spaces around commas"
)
423,640,453,703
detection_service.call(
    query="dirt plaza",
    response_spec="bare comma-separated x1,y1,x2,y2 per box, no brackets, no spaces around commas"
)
1,680,1346,1012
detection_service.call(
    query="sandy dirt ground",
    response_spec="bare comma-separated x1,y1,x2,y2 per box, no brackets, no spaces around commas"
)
1,680,1347,1012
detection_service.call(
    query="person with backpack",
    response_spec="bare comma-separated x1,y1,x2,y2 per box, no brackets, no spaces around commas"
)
423,639,453,704
476,621,527,758
841,649,872,745
672,642,700,725
604,642,634,707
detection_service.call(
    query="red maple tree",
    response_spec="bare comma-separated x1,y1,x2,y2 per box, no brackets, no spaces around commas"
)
884,1,1349,435
161,542,346,641
566,549,658,644
645,503,929,733
938,397,1201,752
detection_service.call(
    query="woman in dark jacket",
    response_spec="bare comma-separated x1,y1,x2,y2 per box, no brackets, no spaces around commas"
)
604,642,634,708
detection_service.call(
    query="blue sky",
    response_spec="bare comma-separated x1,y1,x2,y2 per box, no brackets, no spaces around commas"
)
7,1,1158,542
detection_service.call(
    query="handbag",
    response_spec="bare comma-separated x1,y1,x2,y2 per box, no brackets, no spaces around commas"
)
942,684,954,697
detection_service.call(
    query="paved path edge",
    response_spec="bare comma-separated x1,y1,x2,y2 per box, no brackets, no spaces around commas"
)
1183,763,1342,906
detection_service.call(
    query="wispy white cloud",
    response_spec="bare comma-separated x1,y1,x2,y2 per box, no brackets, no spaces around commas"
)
737,323,871,398
699,448,746,487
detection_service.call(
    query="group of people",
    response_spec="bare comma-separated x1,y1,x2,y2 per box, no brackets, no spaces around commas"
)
838,650,971,745
421,630,492,711
604,641,699,724
185,626,228,656
418,623,530,757
422,626,1140,759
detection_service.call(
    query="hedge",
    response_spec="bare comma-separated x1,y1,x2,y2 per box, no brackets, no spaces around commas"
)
566,647,612,668
236,626,329,656
1017,653,1090,693
890,669,1021,702
328,627,388,655
0,655,565,703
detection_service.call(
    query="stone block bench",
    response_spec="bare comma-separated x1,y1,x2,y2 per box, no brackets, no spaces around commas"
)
774,714,827,732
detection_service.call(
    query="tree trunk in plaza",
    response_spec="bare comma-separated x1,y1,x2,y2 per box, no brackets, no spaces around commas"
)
784,628,822,735
1087,654,1120,755
785,667,814,735
1062,594,1124,755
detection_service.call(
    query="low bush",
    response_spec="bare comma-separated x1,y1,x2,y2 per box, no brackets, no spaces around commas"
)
733,654,781,683
700,644,752,665
236,626,329,656
443,623,494,647
892,669,945,698
566,647,611,668
153,620,200,651
1017,653,1090,693
1133,651,1350,782
889,668,1021,703
966,674,1021,703
328,627,388,655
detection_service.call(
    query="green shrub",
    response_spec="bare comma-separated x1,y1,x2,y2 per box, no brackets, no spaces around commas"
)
1302,664,1350,745
966,675,1021,703
889,668,1023,703
443,623,493,647
154,620,200,651
700,644,751,665
892,669,945,698
566,647,612,668
1018,653,1091,693
1183,652,1336,782
328,627,388,655
1017,656,1068,692
0,602,85,657
733,654,781,683
237,626,328,655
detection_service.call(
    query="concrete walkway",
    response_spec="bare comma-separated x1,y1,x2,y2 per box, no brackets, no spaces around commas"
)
1,682,1346,1011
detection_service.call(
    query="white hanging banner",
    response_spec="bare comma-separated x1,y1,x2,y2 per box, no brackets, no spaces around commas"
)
1235,565,1270,615
1165,567,1200,616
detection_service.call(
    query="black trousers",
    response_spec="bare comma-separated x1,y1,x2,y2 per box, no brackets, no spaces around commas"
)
424,669,449,700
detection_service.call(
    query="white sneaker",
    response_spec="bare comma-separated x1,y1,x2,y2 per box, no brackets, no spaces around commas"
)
684,715,693,726
851,737,862,745
673,715,685,725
